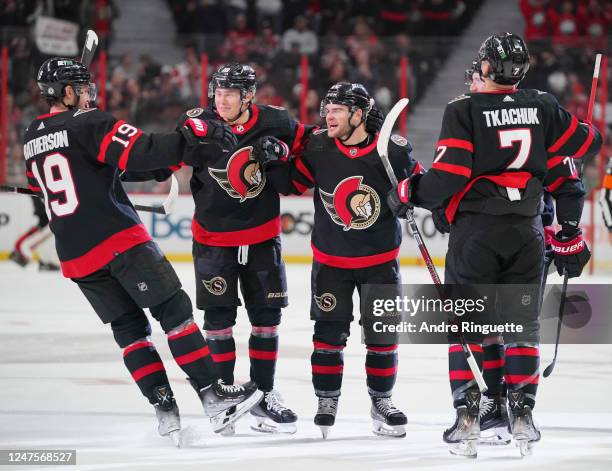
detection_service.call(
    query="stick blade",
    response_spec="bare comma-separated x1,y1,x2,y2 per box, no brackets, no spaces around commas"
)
542,361,556,378
162,175,179,215
377,98,409,159
80,30,99,67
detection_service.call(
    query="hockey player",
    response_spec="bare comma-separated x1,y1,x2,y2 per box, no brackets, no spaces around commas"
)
9,196,60,270
254,82,420,439
600,157,612,233
388,33,601,457
23,57,262,444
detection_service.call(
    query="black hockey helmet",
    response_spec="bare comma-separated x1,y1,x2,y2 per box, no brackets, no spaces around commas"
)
475,32,530,85
208,63,257,100
37,57,94,101
320,82,374,119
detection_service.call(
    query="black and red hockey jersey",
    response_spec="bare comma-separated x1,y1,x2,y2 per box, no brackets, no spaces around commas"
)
412,89,601,227
180,104,311,246
23,108,189,278
266,131,421,268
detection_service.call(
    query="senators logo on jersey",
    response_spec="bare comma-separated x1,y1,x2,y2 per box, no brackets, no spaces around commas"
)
209,146,266,202
319,176,380,231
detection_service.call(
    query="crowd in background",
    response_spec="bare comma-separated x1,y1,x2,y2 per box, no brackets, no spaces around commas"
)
0,0,609,191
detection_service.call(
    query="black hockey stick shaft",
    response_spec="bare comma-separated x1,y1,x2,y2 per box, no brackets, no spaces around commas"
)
80,30,99,67
543,270,569,377
377,99,487,392
1,184,166,214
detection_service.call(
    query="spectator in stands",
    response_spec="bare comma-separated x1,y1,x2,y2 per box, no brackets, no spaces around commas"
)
219,12,256,61
549,0,581,45
582,0,609,49
281,15,318,55
345,16,381,62
113,54,139,82
520,0,551,41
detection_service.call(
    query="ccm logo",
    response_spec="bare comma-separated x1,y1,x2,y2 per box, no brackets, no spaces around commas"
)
553,240,584,254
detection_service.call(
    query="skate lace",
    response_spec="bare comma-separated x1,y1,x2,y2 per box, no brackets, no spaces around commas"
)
374,397,400,415
479,395,495,419
216,380,244,394
318,397,338,415
264,390,288,414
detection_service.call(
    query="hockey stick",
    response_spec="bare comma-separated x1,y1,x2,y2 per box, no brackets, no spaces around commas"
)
542,270,569,378
133,175,179,215
1,175,179,215
80,30,99,67
377,98,488,393
543,53,602,378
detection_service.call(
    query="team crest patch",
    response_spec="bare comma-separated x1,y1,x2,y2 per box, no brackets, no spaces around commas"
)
209,146,266,202
319,176,380,231
186,107,204,118
314,293,337,312
203,276,227,295
391,134,408,146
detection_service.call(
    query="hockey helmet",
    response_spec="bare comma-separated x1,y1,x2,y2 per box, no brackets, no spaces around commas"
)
320,82,374,119
475,33,530,85
208,63,257,100
37,57,95,101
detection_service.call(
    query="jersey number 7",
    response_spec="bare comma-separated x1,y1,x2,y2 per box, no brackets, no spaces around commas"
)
498,128,532,169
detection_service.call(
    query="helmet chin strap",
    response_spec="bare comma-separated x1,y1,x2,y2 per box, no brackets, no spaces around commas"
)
339,109,365,143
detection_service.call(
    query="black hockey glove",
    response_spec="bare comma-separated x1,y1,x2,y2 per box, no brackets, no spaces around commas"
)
365,104,384,134
431,207,451,234
251,136,289,168
551,228,591,278
180,117,237,152
387,178,413,219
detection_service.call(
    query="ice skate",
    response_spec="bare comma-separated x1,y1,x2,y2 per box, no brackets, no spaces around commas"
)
314,396,338,439
193,379,263,433
9,250,28,267
508,391,541,457
479,394,511,445
370,396,407,438
443,390,481,458
150,385,181,447
250,390,298,434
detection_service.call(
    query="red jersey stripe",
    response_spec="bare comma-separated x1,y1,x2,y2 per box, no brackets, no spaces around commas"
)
97,120,125,163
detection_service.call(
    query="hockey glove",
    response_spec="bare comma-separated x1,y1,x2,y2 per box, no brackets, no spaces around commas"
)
551,229,591,278
543,226,555,271
180,118,237,151
365,104,384,134
252,136,289,168
387,178,413,219
431,207,451,234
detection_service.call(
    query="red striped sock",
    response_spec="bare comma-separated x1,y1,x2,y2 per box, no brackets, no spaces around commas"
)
168,321,215,389
448,343,483,408
365,344,398,396
206,327,236,385
312,341,344,397
249,325,279,392
504,344,539,408
123,340,169,401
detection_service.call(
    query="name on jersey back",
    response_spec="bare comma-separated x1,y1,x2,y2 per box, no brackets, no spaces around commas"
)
482,107,539,128
23,130,69,160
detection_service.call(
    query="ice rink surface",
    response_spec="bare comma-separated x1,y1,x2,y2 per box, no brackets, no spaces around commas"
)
1,262,611,470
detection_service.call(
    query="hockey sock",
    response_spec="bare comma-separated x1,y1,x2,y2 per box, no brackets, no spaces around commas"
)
249,325,279,392
365,344,398,397
448,343,484,408
483,342,505,396
504,344,539,409
205,327,236,384
123,339,170,402
312,341,344,397
167,320,216,390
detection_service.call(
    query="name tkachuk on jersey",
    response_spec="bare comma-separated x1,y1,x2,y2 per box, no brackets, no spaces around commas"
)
208,146,266,201
265,132,421,269
482,107,540,127
23,130,69,159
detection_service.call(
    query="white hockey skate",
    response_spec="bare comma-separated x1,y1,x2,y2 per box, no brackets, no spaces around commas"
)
370,396,407,438
314,396,338,439
151,385,181,447
196,379,263,433
443,390,481,458
250,390,298,434
508,391,541,457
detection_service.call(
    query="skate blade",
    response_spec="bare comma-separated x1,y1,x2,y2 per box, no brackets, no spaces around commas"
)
479,427,511,446
449,439,478,458
210,389,264,433
169,430,182,447
250,416,297,434
372,420,406,438
319,425,331,439
515,438,535,457
218,423,236,436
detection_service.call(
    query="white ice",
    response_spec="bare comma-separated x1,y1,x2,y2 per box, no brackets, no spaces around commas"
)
1,262,611,471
